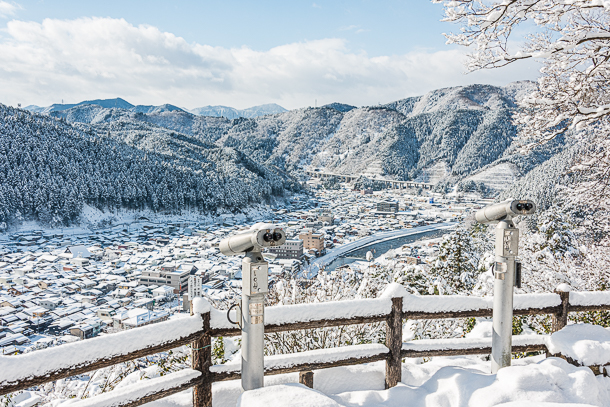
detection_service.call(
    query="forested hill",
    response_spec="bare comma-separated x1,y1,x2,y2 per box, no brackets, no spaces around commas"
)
49,81,562,192
0,105,296,228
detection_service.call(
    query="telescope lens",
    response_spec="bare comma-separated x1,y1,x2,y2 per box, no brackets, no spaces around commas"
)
263,233,273,242
516,203,524,211
524,203,533,211
272,232,283,241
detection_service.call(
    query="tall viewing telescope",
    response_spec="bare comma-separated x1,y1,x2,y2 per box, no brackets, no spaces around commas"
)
475,199,536,373
219,223,286,390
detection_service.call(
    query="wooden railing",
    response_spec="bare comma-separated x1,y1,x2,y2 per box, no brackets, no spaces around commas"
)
2,288,610,407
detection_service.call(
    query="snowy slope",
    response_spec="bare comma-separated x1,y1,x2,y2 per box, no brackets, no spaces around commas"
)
39,81,562,193
189,103,287,119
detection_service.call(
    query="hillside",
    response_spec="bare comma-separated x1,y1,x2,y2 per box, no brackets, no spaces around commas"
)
42,82,563,195
26,99,286,119
0,105,295,228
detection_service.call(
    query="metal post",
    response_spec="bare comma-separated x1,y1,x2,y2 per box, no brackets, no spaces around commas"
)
491,219,519,373
241,250,268,390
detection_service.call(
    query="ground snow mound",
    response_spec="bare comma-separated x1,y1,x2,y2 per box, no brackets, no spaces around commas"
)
331,358,609,407
237,383,341,407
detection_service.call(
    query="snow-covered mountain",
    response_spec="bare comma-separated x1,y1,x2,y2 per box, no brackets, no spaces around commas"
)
26,99,287,119
0,104,297,228
34,81,560,196
24,98,138,114
189,103,287,118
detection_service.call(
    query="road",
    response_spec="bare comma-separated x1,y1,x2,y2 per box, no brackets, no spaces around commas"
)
311,222,456,268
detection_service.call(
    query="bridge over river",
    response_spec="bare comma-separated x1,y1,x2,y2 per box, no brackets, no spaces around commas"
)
305,169,434,190
307,222,456,274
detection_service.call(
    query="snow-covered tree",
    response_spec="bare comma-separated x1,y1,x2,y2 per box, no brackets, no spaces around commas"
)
429,227,489,294
434,0,610,241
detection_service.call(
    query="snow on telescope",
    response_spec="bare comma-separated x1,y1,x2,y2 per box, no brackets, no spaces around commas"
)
475,200,536,224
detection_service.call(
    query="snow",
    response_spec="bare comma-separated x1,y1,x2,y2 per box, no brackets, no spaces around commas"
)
379,282,409,299
137,353,610,407
64,369,201,407
546,324,610,366
210,299,392,330
556,283,572,292
209,344,389,374
0,314,203,387
211,290,563,330
569,291,610,306
330,358,608,407
513,293,561,309
402,292,560,313
193,357,610,407
237,383,342,407
402,335,547,353
192,297,211,314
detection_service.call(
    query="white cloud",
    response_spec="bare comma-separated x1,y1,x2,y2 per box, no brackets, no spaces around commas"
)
0,17,539,109
0,1,18,18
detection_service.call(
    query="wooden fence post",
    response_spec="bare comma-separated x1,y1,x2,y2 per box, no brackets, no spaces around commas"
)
385,296,403,389
192,310,212,407
552,289,570,333
299,371,314,388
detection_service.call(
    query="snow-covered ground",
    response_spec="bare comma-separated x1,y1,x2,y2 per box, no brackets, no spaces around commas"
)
138,355,609,407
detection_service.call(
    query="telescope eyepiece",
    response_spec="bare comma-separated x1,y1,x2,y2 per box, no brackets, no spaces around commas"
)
263,232,274,242
272,232,283,242
475,199,536,224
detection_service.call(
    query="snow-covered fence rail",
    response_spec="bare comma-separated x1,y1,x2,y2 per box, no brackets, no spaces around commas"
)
0,313,208,398
2,289,610,407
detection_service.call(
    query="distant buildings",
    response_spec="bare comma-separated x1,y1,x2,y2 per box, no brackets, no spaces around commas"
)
139,268,191,294
299,229,325,253
318,210,334,225
376,201,399,213
266,239,304,260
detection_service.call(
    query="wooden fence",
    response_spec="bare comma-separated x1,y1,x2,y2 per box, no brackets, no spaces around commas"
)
1,289,609,407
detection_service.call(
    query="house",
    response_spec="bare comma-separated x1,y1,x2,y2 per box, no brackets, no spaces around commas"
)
266,240,304,260
376,201,399,213
66,246,93,259
299,229,325,253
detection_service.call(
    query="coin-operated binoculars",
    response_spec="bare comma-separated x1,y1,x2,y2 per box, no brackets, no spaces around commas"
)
220,224,286,391
475,200,536,373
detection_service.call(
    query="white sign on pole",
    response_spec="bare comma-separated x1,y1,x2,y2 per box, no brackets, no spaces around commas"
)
188,275,202,301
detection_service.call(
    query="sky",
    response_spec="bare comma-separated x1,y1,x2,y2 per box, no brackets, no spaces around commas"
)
0,0,539,110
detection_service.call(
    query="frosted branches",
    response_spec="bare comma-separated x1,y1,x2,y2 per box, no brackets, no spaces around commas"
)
434,0,610,144
435,0,610,240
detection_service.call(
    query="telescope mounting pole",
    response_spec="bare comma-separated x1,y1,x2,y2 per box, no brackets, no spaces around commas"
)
240,249,268,391
491,218,519,373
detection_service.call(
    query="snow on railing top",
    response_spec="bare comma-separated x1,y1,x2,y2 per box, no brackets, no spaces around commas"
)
569,291,610,307
0,313,203,387
210,298,392,330
209,284,570,330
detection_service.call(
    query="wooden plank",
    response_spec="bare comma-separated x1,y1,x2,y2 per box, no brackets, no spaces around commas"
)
552,291,570,332
404,306,560,320
192,312,212,407
385,297,402,389
567,304,610,313
211,315,388,337
0,330,205,396
401,344,547,359
299,371,314,388
210,353,389,382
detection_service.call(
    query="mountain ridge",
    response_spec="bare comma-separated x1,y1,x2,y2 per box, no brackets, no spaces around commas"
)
25,99,287,119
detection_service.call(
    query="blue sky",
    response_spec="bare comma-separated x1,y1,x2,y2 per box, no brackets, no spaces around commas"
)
0,0,538,109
